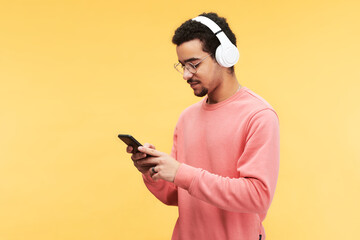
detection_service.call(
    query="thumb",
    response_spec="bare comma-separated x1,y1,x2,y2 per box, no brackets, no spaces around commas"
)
144,143,156,150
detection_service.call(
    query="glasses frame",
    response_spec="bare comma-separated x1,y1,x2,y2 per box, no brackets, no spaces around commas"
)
174,54,212,75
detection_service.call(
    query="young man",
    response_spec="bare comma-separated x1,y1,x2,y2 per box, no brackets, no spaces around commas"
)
127,12,279,240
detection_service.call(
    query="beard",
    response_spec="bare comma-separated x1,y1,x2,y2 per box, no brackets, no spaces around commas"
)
195,87,208,97
188,79,208,97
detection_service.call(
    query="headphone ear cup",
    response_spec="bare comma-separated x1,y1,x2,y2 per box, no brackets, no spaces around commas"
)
215,44,239,68
192,16,240,67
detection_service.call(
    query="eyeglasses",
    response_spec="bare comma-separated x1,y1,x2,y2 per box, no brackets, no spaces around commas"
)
174,54,212,75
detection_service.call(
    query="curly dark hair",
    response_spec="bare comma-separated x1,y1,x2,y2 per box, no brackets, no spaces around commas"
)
172,12,237,73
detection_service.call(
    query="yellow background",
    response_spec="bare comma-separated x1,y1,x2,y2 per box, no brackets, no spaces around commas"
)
1,0,359,239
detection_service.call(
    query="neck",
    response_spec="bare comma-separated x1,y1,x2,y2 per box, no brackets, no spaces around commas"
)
207,73,241,104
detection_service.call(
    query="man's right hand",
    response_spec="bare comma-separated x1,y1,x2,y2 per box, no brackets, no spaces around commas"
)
127,143,156,174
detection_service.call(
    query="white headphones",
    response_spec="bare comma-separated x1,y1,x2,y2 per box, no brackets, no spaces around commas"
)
192,16,239,68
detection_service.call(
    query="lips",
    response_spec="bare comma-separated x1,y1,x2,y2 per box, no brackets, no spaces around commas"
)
188,80,201,87
190,83,199,89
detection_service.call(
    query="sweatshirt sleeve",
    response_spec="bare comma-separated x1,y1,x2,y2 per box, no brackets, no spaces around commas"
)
142,126,179,206
174,109,280,213
142,175,178,206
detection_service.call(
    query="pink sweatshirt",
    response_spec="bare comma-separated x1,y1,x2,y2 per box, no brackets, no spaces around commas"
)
143,87,279,240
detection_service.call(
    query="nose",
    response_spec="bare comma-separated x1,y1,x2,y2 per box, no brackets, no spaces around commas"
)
182,68,194,81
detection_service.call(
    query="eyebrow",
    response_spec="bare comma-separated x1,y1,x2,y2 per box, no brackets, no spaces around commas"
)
178,57,201,65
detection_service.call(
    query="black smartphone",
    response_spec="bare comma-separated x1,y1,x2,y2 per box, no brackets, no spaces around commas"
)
118,134,143,153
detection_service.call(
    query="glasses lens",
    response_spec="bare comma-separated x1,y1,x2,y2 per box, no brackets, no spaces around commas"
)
186,63,196,74
174,62,197,75
174,63,184,74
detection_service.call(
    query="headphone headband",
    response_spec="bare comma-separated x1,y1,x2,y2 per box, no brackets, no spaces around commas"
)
192,16,222,34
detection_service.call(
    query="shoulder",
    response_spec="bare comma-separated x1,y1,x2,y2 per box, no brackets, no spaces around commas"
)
231,87,279,125
241,87,275,111
239,88,279,128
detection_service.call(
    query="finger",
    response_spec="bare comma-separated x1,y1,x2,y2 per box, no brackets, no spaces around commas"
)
148,166,157,178
137,146,162,157
144,143,156,150
151,171,160,181
134,160,150,171
151,166,158,174
136,156,158,167
134,162,151,174
126,145,133,153
131,152,147,161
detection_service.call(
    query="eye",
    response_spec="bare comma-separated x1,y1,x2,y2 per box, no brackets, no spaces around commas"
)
186,62,196,69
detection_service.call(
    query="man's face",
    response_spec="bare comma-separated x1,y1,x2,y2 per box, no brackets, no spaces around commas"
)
176,39,221,97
